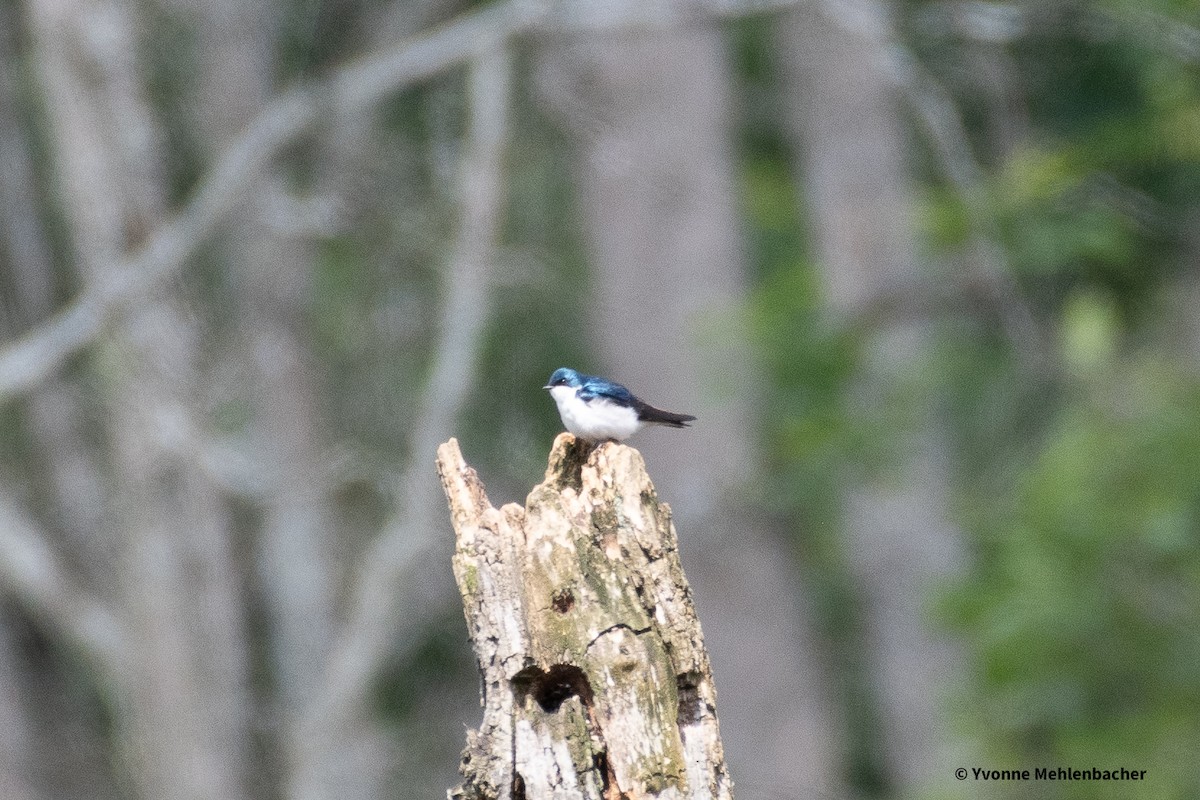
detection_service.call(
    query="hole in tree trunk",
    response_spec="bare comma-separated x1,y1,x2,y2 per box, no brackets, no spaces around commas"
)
551,588,575,613
676,671,703,725
512,663,593,713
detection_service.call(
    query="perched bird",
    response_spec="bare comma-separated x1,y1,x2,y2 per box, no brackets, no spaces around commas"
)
544,367,696,442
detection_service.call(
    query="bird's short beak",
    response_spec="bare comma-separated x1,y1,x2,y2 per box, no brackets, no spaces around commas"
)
542,385,552,390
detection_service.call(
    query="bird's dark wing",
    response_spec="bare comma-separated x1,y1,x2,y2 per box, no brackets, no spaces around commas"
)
633,399,696,428
576,374,696,428
577,376,636,406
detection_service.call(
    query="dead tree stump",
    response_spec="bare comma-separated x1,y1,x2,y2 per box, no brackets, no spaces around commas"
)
437,433,734,800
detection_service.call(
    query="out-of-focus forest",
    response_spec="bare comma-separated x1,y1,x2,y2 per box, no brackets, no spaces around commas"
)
0,0,1198,798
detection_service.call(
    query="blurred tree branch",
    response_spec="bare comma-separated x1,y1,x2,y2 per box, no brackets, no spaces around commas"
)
890,48,1048,363
0,6,112,553
0,491,126,680
3,3,818,795
0,0,814,407
24,0,253,796
291,43,513,797
810,0,1048,369
0,0,529,405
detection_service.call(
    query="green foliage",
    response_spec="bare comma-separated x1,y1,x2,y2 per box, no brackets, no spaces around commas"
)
743,154,864,526
913,5,1200,795
917,0,1200,319
943,361,1200,798
742,147,897,795
749,3,1200,796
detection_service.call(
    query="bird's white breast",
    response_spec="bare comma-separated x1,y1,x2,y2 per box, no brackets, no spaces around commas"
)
549,385,641,441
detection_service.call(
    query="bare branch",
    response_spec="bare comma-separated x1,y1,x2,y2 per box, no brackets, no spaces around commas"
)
809,0,1048,367
0,0,809,407
0,84,315,403
333,40,513,706
0,0,533,405
329,0,543,112
887,43,1050,367
290,42,514,785
0,489,126,680
922,1,1200,65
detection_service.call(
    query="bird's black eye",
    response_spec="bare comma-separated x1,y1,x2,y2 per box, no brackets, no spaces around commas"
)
552,377,567,386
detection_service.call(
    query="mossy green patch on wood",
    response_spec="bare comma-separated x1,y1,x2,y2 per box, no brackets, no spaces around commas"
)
459,562,480,597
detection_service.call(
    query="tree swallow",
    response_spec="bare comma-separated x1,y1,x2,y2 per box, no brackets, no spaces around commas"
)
544,367,696,441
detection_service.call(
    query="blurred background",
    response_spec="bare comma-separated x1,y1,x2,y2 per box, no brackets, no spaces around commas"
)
1,0,1198,798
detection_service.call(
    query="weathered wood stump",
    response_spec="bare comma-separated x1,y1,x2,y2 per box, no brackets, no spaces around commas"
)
437,433,734,800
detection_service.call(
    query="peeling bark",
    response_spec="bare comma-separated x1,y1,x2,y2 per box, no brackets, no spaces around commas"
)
437,434,733,800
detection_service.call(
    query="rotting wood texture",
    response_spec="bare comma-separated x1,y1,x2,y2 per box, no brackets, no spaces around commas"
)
437,433,734,800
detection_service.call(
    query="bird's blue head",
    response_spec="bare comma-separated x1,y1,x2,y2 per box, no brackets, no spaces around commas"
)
544,367,583,390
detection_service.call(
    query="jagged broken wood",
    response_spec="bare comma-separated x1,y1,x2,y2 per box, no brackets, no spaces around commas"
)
437,433,734,800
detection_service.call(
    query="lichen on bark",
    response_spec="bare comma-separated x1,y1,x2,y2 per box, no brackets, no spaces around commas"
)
438,433,734,800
